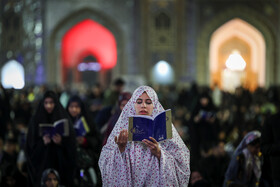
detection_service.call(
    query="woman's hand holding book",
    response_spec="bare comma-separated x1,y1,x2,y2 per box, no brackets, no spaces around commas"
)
142,137,161,160
115,129,128,153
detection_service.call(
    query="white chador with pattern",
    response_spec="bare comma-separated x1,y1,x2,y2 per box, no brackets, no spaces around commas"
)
98,86,190,186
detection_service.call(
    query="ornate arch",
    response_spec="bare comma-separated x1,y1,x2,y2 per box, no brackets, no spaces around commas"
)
47,8,124,86
196,5,276,87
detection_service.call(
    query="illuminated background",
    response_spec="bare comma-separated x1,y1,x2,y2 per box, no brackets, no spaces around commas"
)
0,0,280,92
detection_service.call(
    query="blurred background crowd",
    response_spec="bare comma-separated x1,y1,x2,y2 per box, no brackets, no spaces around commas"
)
0,78,279,186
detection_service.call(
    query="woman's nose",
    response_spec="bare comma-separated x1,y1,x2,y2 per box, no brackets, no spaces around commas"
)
141,102,146,107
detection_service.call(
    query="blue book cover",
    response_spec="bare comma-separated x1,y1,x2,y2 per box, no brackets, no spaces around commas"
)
199,110,216,120
39,118,69,137
128,109,172,142
74,116,90,137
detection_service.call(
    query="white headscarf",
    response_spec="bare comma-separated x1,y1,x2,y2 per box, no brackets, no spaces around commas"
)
98,85,190,186
224,130,261,185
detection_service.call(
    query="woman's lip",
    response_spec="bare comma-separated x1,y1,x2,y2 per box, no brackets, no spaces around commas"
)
140,111,148,114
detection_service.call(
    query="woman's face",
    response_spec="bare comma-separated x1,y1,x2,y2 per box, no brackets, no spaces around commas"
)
68,102,81,118
200,97,209,106
134,92,154,116
44,97,55,114
45,173,58,187
247,143,261,156
120,100,128,111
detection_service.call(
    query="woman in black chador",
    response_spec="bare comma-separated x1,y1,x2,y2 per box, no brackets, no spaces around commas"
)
66,95,102,186
190,91,219,168
25,90,76,187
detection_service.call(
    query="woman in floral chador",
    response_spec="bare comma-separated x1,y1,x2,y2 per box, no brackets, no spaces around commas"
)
98,85,190,186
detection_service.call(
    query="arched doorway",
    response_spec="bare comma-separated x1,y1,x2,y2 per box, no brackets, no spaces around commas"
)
61,19,117,87
47,8,124,88
209,18,266,92
196,6,275,88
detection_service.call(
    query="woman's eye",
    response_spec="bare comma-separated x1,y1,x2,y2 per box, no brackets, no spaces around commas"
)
146,100,152,104
136,101,142,104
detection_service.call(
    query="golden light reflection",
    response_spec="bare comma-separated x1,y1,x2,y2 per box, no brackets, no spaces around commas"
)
225,51,246,71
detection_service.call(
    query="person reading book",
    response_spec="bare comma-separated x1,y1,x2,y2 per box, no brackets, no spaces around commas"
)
99,85,190,186
66,95,102,186
25,90,76,187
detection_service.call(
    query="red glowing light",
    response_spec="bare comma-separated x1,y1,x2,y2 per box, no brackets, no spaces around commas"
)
62,19,117,70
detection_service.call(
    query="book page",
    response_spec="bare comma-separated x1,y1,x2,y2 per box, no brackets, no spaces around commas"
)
165,109,172,139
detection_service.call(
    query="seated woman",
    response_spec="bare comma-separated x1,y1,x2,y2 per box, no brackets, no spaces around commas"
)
224,130,262,187
98,85,190,186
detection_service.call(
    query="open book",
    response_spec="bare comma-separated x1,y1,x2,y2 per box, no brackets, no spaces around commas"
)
74,116,90,137
128,109,172,142
39,118,69,137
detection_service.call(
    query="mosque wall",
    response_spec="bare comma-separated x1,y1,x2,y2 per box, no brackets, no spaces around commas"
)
0,0,280,88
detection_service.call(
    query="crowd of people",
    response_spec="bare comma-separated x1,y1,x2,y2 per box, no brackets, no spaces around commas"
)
0,78,279,186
